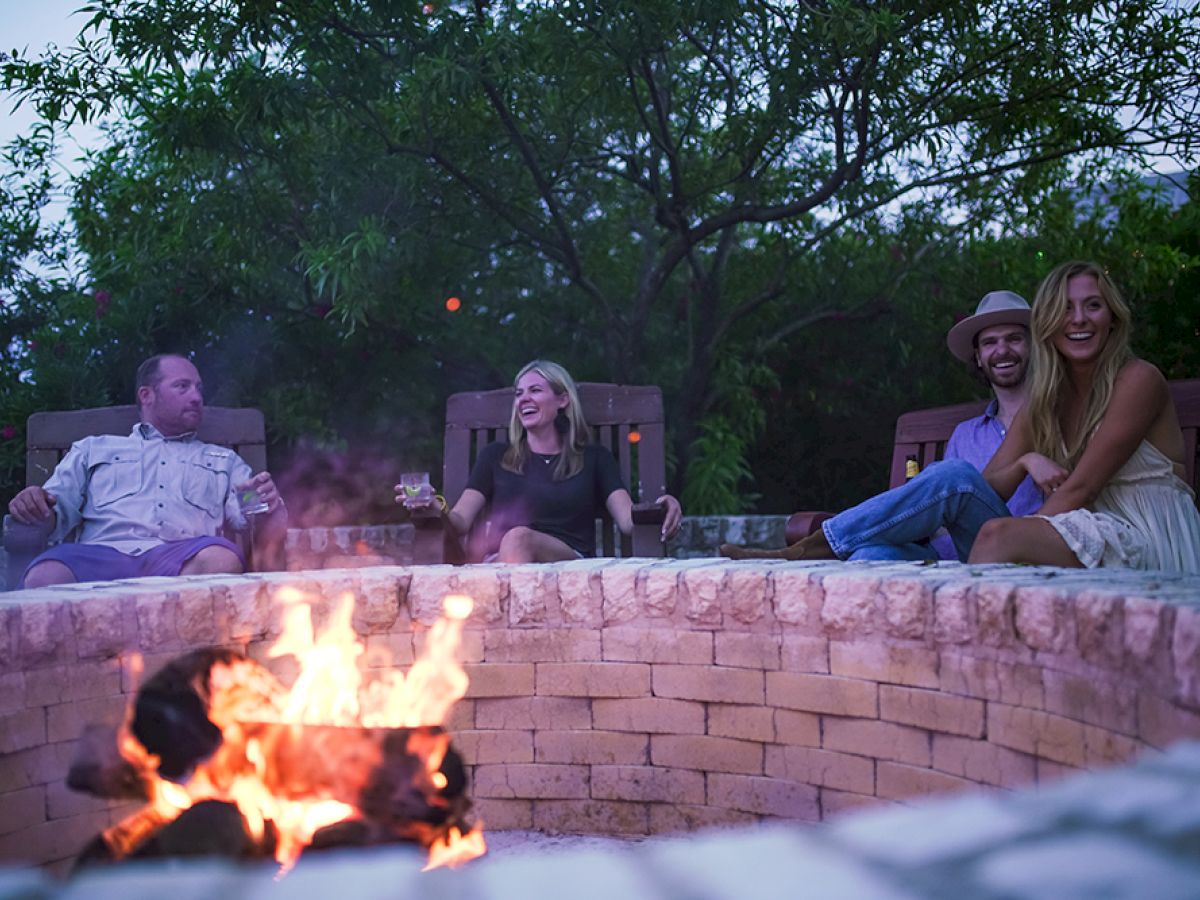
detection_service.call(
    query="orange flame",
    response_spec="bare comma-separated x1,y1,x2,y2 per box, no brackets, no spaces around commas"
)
112,591,484,872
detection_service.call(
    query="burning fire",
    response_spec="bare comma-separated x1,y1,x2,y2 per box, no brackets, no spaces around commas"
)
105,591,485,872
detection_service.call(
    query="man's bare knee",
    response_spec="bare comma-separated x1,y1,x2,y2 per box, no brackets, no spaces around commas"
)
180,545,244,575
22,560,77,589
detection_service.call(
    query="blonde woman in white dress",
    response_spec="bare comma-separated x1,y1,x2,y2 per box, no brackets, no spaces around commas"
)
970,260,1200,573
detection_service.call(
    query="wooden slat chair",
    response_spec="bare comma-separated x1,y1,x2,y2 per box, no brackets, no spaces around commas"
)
786,377,1200,545
3,405,270,590
412,383,669,564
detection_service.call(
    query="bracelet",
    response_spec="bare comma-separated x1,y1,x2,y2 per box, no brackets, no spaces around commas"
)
435,494,449,513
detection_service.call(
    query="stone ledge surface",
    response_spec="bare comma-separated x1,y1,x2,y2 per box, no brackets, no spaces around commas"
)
3,740,1199,899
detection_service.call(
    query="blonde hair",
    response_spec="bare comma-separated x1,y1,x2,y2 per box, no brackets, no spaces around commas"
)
502,360,589,480
1027,261,1133,467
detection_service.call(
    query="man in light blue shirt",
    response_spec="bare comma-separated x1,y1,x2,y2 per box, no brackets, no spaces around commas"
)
724,290,1040,562
8,354,286,587
926,291,1042,557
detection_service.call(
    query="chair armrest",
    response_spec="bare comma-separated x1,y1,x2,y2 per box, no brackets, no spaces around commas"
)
785,511,833,546
630,501,668,557
3,515,55,590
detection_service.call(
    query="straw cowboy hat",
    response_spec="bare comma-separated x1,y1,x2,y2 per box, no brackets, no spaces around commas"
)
946,290,1031,363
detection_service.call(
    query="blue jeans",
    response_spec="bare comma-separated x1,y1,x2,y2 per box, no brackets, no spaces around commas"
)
822,459,1011,562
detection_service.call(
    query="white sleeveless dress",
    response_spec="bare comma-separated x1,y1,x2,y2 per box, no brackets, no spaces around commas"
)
1038,440,1200,574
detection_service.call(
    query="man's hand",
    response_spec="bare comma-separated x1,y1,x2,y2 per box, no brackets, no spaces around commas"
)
237,472,285,514
9,486,57,525
1021,453,1070,496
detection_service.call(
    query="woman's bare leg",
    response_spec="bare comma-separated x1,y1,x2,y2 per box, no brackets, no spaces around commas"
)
497,526,579,563
968,517,1083,566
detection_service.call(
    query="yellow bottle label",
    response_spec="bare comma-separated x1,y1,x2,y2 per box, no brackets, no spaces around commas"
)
905,458,919,480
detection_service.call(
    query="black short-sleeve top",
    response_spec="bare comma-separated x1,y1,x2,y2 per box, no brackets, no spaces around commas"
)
464,442,627,556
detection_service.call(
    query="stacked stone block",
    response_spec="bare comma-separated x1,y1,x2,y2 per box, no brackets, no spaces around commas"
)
2,558,1199,874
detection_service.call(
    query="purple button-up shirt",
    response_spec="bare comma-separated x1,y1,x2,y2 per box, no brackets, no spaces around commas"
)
931,399,1043,559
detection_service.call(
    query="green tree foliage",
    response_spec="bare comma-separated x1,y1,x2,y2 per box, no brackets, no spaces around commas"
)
1,1,1198,514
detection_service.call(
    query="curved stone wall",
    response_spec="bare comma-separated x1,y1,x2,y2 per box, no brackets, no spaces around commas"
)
2,559,1199,873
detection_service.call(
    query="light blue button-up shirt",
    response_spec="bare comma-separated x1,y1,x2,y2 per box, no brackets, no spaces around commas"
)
44,422,252,553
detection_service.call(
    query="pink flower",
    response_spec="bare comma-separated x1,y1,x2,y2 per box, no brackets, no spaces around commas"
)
1,425,16,440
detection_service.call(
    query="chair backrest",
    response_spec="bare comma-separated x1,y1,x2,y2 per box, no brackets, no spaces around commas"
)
888,378,1200,503
25,405,268,486
443,383,667,556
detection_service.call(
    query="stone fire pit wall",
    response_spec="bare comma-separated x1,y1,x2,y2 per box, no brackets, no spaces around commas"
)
2,558,1200,874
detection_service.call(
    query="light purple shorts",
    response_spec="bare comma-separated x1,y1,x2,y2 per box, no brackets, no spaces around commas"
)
22,536,245,587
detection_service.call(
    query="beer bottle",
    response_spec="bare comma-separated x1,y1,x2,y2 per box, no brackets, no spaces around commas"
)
905,454,919,481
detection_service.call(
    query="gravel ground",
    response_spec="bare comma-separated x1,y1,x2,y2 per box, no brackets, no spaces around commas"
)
479,830,653,859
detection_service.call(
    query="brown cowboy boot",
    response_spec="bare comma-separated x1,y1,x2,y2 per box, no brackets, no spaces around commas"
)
719,529,836,561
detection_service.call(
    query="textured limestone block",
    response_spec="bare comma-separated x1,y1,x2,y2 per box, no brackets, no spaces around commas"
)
820,573,882,637
987,704,1088,767
174,585,219,645
463,662,535,698
728,568,771,625
1172,605,1200,709
134,592,179,653
640,563,680,618
0,673,23,716
764,745,875,794
707,772,820,819
933,582,975,644
452,567,505,624
407,566,458,624
71,594,133,660
507,567,556,625
452,728,534,765
823,717,931,767
939,651,1044,709
555,560,607,626
821,787,890,818
715,632,781,670
1073,590,1125,669
0,709,46,755
774,709,821,747
771,568,825,628
651,734,764,775
681,566,725,626
1013,585,1072,654
535,662,650,698
931,735,1036,788
600,565,641,624
533,799,650,835
881,577,932,639
880,685,984,738
601,626,712,664
648,803,758,834
781,634,830,674
483,628,601,663
652,664,763,705
474,696,592,731
829,641,939,689
592,697,705,735
1124,596,1172,666
1043,668,1138,736
471,797,532,830
590,765,705,805
766,672,878,718
44,695,127,744
975,581,1017,647
1137,693,1200,749
472,763,589,799
354,571,404,633
875,761,972,801
0,785,47,837
707,704,776,743
535,730,648,765
220,579,268,642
